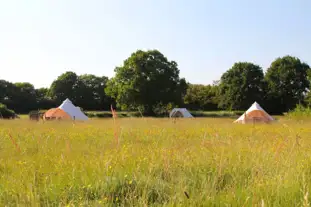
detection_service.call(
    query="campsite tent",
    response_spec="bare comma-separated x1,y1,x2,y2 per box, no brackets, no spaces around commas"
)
58,99,88,121
43,108,71,120
169,108,193,118
234,102,274,124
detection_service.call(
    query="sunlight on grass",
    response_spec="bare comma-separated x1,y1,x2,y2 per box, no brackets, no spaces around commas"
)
0,117,310,206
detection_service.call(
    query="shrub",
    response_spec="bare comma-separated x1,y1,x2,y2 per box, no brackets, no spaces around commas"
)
85,112,112,118
152,102,176,117
191,111,243,118
0,103,17,119
85,111,142,118
286,104,311,118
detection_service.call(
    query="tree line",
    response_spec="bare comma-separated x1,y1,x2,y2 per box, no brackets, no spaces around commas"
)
0,73,112,114
0,49,310,115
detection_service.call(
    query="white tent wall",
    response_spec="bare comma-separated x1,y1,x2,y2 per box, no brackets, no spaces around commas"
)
58,99,88,121
170,108,193,118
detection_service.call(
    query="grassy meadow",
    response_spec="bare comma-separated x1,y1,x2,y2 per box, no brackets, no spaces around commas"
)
1,117,311,206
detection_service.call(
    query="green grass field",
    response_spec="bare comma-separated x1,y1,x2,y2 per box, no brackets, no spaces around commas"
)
0,117,311,206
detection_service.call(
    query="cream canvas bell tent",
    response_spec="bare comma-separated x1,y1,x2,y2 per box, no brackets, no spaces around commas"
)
170,108,193,118
58,99,88,121
234,102,274,124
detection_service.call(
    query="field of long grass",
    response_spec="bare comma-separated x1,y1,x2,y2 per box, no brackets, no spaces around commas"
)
0,117,311,206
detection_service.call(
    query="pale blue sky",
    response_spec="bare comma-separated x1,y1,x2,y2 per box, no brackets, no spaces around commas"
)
0,0,310,88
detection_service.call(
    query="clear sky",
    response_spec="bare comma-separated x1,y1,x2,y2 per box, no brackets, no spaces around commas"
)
0,0,310,88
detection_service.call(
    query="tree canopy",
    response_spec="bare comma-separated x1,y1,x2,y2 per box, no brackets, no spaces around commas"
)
218,62,266,110
0,103,16,119
105,50,187,115
78,74,111,110
184,84,218,110
0,51,310,116
13,82,37,113
49,72,111,110
0,81,37,113
49,71,80,104
265,56,310,113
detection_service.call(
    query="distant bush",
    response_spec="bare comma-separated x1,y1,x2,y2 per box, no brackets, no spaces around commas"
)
191,110,243,118
286,104,311,118
151,102,176,117
0,103,17,119
85,112,112,118
84,110,243,118
85,111,141,118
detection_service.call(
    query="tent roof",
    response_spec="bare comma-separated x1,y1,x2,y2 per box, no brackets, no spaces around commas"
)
170,108,193,118
58,99,88,121
44,108,71,119
234,102,274,123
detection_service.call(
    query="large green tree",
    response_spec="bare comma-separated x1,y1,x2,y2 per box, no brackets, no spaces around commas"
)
184,84,218,110
49,71,112,110
304,70,311,107
0,80,16,106
265,56,310,113
48,71,80,104
105,50,187,115
13,82,37,113
78,74,111,110
0,81,37,113
35,88,49,100
218,62,266,110
35,88,57,110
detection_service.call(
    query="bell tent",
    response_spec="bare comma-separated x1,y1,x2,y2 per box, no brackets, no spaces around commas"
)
169,108,193,118
43,108,71,120
234,102,274,124
58,99,88,121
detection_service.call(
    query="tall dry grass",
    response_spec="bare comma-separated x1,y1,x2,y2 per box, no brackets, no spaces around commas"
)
0,117,311,206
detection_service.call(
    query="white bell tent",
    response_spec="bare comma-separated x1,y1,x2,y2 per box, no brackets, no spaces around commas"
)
234,102,274,124
169,108,193,118
58,99,88,121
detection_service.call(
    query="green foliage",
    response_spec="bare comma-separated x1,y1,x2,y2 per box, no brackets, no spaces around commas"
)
48,71,80,104
35,88,57,110
49,72,112,110
286,104,311,119
304,91,311,107
86,110,242,118
218,62,266,110
191,110,243,117
78,74,112,110
13,82,37,113
85,111,113,118
0,80,18,109
1,51,311,116
0,103,16,119
0,80,38,113
35,88,48,98
265,56,310,113
184,84,219,110
85,111,141,118
151,102,177,117
105,50,187,115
